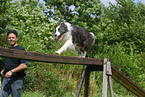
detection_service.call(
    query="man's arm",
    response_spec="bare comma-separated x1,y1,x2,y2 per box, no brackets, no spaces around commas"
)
5,64,27,78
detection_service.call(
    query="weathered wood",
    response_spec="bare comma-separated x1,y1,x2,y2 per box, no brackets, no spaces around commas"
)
106,61,112,75
102,59,114,97
76,65,87,97
111,66,145,97
84,66,90,97
0,47,145,97
88,65,103,71
107,61,114,97
108,76,114,97
0,47,103,66
102,58,108,97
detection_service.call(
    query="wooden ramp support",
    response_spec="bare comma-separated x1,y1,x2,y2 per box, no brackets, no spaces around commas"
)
76,65,91,97
102,58,114,97
76,59,114,97
0,47,145,97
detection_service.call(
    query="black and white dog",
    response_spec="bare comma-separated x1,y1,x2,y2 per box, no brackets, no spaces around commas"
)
54,21,95,58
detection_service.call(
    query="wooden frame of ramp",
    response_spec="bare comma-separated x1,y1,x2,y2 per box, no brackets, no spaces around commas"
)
0,47,144,97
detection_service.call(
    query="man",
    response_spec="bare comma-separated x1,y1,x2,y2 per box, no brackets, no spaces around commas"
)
0,30,28,97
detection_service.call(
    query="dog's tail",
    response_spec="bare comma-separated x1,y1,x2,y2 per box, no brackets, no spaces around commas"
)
90,32,95,44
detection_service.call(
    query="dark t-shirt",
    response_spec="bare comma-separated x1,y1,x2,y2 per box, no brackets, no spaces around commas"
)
3,45,28,78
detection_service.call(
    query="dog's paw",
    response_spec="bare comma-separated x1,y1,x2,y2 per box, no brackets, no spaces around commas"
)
79,56,85,58
82,56,86,58
55,51,60,55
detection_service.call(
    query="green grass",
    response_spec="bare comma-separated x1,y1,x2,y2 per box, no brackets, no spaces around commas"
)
8,91,45,97
21,91,45,97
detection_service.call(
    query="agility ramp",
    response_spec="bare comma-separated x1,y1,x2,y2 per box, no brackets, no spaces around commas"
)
0,47,144,97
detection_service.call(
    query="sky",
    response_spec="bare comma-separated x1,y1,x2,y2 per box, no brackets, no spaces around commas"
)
100,0,145,6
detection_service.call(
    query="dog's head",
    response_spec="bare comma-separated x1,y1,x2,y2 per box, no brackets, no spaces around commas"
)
54,22,68,42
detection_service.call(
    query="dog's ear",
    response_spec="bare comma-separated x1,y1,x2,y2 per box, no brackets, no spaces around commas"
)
57,19,65,26
60,23,68,33
60,22,65,26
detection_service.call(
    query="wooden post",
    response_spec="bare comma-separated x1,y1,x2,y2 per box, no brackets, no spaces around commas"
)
106,61,114,97
102,59,114,97
84,66,90,97
76,65,87,97
108,76,114,97
102,58,108,97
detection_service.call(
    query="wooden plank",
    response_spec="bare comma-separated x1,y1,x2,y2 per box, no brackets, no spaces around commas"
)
0,47,104,66
111,66,145,97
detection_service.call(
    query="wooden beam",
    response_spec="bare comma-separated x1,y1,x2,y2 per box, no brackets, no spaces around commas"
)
0,47,104,66
84,66,90,97
111,66,145,97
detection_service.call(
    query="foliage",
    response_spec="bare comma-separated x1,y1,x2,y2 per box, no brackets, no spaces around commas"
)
101,0,145,53
44,0,102,30
0,0,145,96
24,63,66,96
96,43,145,89
0,0,12,46
21,91,45,97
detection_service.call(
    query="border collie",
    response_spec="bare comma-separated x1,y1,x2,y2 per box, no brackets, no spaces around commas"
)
54,21,95,58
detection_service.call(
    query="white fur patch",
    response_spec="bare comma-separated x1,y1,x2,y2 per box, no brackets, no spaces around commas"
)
55,25,61,36
55,22,75,55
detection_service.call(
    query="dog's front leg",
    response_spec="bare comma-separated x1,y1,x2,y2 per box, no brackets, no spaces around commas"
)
55,40,73,55
80,51,87,58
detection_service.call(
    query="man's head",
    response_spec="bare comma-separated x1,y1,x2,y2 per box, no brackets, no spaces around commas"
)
7,30,18,47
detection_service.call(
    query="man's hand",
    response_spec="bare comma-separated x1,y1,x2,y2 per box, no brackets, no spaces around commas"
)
1,69,4,76
5,71,12,78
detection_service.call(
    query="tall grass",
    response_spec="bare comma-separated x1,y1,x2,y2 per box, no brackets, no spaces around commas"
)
7,91,45,97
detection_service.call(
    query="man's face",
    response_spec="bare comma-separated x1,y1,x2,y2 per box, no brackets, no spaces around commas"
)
8,33,17,47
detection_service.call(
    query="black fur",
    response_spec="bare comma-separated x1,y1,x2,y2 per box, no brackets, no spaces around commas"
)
71,25,94,52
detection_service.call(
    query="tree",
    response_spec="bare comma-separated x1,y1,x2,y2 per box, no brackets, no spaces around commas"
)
100,0,145,53
0,0,11,46
0,0,54,48
44,0,103,31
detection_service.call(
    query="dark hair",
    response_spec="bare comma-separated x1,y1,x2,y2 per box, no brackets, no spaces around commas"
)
7,30,18,37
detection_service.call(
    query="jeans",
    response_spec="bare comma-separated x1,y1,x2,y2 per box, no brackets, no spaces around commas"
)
0,77,24,97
